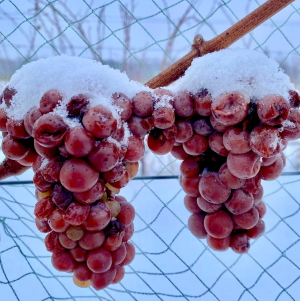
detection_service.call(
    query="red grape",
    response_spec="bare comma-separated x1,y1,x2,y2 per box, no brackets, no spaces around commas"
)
127,115,148,137
175,121,193,143
188,213,207,238
87,247,112,273
260,155,284,180
51,251,75,273
227,151,261,179
147,132,174,155
39,90,62,114
18,149,39,166
66,94,89,118
184,195,201,213
230,233,250,254
3,86,17,107
218,163,246,189
209,132,229,156
199,172,231,204
64,127,95,157
24,107,43,136
183,133,208,156
33,115,69,147
73,179,105,205
34,196,55,221
6,119,30,139
124,136,145,162
280,109,300,140
0,108,8,131
225,189,254,215
255,201,266,218
212,91,249,126
173,91,193,117
74,263,92,282
232,207,259,229
48,208,70,232
257,94,290,126
121,241,135,265
70,246,87,262
152,107,175,129
247,219,265,239
63,202,90,226
103,235,123,251
2,134,30,160
204,211,233,239
111,243,127,265
197,196,222,213
112,92,132,121
194,89,212,116
207,235,230,251
41,157,64,183
35,218,52,233
180,158,201,177
79,231,106,250
44,231,65,254
59,158,99,192
112,265,125,284
123,223,134,241
51,184,73,210
193,118,214,136
180,175,200,197
34,140,58,159
132,91,154,117
91,266,116,290
223,127,251,154
170,145,190,160
82,105,117,138
59,232,77,249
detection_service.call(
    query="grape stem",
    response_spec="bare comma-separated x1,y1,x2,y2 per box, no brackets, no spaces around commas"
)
145,0,295,89
0,158,30,180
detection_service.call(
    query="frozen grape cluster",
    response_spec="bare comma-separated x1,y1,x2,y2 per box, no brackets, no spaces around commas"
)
0,49,299,289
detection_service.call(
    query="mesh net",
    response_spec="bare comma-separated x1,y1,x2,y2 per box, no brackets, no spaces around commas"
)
1,0,300,300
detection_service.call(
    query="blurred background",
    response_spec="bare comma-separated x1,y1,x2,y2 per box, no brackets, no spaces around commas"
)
1,1,300,300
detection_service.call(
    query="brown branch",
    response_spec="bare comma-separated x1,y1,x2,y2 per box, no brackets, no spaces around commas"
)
145,0,295,89
0,158,30,180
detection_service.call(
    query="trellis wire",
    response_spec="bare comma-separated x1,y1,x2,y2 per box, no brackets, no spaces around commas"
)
1,0,300,300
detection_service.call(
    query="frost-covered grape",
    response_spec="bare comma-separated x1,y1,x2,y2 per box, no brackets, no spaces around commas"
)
117,201,135,227
210,114,229,132
45,231,65,253
64,127,95,157
180,175,200,197
180,158,201,177
218,163,246,189
3,86,16,107
188,213,207,238
88,141,120,172
60,158,99,192
41,156,64,183
232,207,259,229
82,105,117,138
183,133,208,156
184,195,201,213
281,109,300,140
127,115,148,137
197,196,222,213
247,219,265,239
73,179,105,205
204,211,233,239
112,92,132,121
83,201,111,232
112,266,125,284
194,88,212,116
253,185,264,205
227,151,261,179
0,108,8,131
207,235,230,251
163,124,177,140
51,252,75,273
70,246,87,262
66,94,89,119
152,107,175,129
35,218,51,233
250,125,283,158
132,91,154,117
39,89,62,114
260,155,284,180
91,266,116,290
209,132,228,156
2,134,30,160
48,208,70,232
147,132,174,155
63,202,90,226
112,170,130,189
257,94,290,126
212,91,249,126
255,201,266,218
170,145,190,160
230,233,250,254
34,196,55,221
173,91,193,117
199,172,231,204
24,107,43,136
121,241,135,265
79,231,106,250
34,140,58,159
33,171,53,192
33,115,69,147
6,119,30,139
193,118,214,136
87,247,112,273
223,127,251,154
175,120,193,143
52,184,73,210
124,136,145,162
224,189,254,215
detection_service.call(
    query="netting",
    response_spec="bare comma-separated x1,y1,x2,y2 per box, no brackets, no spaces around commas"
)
1,0,300,300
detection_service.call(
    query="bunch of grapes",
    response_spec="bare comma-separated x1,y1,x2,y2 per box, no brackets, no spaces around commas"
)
0,88,139,289
145,87,300,253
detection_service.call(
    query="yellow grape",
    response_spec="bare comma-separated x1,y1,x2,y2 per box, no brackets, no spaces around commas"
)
37,190,52,199
125,162,139,179
66,226,85,241
105,183,120,194
73,274,91,288
106,200,121,217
